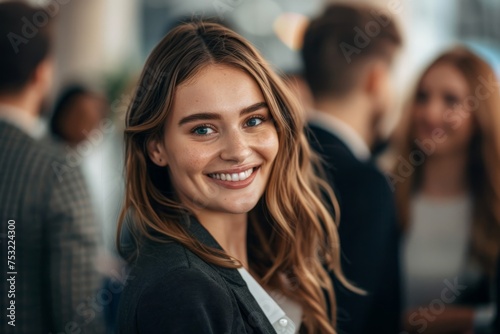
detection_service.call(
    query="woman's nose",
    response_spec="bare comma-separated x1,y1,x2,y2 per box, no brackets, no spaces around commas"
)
219,129,252,163
420,98,444,127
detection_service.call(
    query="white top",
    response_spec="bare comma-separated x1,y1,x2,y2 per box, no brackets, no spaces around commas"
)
402,193,478,309
0,103,45,139
264,282,303,333
308,111,371,161
238,268,302,333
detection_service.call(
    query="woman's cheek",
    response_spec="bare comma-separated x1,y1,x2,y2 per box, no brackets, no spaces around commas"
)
254,126,279,157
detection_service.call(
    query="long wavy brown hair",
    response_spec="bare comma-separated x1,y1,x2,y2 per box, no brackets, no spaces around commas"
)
117,21,357,333
394,47,500,276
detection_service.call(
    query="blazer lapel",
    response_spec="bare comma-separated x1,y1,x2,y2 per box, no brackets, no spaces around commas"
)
184,216,277,334
228,283,278,334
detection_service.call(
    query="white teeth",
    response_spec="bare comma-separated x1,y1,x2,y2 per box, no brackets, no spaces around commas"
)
209,168,254,182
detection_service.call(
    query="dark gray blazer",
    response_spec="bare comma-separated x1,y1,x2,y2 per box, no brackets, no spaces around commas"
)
116,217,277,334
0,120,104,334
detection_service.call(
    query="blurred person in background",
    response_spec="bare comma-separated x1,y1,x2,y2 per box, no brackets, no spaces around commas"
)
0,2,104,333
50,85,108,146
393,47,500,333
116,21,360,334
49,84,123,333
301,3,403,333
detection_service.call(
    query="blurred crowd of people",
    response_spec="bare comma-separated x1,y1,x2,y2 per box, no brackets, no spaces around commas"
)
0,1,499,333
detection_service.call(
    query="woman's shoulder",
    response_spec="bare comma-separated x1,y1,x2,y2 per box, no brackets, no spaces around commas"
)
138,265,232,304
128,239,216,282
117,240,237,333
124,265,237,334
123,239,232,299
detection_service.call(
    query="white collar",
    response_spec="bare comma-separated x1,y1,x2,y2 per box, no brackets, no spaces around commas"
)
237,268,297,333
0,104,45,139
308,110,371,161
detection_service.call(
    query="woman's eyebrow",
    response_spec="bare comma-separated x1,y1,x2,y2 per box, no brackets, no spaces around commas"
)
240,101,268,116
178,101,268,126
178,112,221,126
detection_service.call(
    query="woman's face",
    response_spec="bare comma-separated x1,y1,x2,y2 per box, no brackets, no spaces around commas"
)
148,64,279,215
412,62,476,155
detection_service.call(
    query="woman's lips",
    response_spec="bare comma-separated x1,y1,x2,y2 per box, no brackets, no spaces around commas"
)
206,167,260,189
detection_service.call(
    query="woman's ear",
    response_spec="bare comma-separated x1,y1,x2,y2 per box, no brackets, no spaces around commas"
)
147,138,168,167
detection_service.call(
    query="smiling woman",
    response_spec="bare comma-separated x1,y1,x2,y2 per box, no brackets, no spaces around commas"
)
116,21,355,334
147,65,279,217
394,47,500,333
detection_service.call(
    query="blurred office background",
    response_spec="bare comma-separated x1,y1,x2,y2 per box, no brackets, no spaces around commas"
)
7,0,499,252
48,0,500,90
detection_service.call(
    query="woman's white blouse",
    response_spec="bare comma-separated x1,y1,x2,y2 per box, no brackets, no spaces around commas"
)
402,193,479,309
238,268,303,333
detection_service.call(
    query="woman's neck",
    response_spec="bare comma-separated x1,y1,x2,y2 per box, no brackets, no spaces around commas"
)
420,151,469,198
194,210,249,268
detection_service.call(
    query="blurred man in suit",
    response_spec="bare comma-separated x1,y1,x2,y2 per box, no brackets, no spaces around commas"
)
0,2,104,333
302,3,403,333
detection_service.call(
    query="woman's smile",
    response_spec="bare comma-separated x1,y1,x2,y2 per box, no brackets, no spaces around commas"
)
206,165,260,189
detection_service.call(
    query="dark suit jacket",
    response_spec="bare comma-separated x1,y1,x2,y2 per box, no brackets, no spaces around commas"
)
495,257,500,333
116,216,276,334
0,120,104,333
307,124,402,334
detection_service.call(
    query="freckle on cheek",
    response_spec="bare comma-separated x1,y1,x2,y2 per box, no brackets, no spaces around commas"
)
258,131,279,147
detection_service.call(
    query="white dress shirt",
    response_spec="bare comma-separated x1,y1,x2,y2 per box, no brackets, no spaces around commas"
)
0,103,45,139
308,110,371,162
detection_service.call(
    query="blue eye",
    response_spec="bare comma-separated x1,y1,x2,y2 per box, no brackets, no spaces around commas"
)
192,126,215,136
246,117,264,127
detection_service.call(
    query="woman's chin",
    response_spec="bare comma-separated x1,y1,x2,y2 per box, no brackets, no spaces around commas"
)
216,199,260,215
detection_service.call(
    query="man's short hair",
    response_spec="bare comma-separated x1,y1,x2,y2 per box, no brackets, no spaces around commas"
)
301,3,402,99
0,1,53,94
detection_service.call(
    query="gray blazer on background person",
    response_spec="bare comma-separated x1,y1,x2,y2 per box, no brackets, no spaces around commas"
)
0,119,105,334
0,2,105,331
